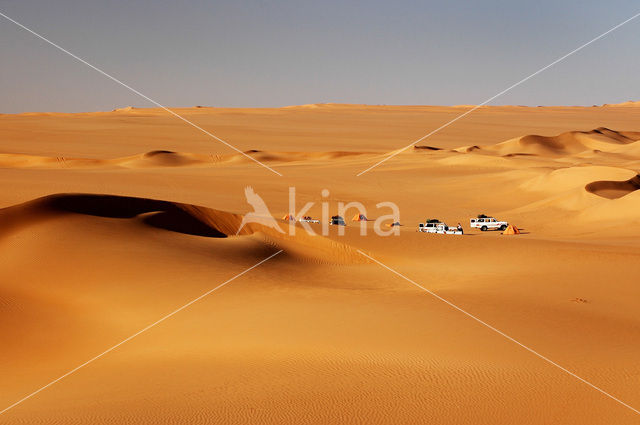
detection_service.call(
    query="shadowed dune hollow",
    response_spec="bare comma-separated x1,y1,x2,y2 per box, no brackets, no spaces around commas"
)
585,174,640,199
49,194,229,238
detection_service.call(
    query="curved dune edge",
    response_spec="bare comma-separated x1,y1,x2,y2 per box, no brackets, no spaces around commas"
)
519,166,636,194
585,174,640,199
0,194,370,265
456,127,640,157
0,150,374,170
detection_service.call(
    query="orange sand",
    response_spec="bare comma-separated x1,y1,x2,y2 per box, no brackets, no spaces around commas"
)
1,104,639,424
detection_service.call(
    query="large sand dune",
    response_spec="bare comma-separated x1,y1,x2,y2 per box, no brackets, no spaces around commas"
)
1,104,640,424
459,127,640,157
0,193,369,265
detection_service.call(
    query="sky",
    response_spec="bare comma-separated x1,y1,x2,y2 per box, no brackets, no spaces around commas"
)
1,0,639,113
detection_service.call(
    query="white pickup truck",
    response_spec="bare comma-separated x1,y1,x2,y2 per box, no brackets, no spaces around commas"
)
419,221,463,235
299,216,320,224
469,216,508,231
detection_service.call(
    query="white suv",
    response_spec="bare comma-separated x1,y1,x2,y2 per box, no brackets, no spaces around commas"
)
419,221,447,233
470,216,508,231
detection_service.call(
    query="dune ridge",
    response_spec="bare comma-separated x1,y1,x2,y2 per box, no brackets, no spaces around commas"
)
458,127,640,157
0,194,368,264
601,100,640,107
0,150,374,170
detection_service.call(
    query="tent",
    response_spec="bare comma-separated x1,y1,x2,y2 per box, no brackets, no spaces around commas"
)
503,224,521,235
282,214,296,221
352,213,368,221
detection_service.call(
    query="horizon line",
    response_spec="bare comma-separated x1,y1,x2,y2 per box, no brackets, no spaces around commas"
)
2,100,639,115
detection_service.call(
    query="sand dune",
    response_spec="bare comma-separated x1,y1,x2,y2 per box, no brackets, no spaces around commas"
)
413,145,443,151
601,100,640,107
0,193,368,265
519,166,636,194
0,150,375,170
125,150,212,167
1,105,640,424
579,189,640,223
466,127,640,157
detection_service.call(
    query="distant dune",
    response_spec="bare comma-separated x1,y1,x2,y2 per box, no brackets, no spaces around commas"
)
457,127,640,157
601,100,640,107
0,150,376,170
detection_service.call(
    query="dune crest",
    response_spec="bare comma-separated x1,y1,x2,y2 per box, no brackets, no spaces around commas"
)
601,100,640,107
0,150,374,170
0,194,368,264
460,127,640,157
112,106,137,112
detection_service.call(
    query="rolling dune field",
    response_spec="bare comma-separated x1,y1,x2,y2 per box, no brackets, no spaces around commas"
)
1,104,639,424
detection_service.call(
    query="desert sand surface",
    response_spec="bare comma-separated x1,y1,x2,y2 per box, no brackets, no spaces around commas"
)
1,104,639,424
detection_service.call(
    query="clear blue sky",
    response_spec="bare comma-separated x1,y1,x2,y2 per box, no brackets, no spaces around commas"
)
1,0,639,112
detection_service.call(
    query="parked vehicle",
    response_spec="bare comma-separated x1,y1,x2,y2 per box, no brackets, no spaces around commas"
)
299,216,320,224
444,226,464,235
329,215,346,226
418,219,463,235
419,219,444,233
469,215,508,231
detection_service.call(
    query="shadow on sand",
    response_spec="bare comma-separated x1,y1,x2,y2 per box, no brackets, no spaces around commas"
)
48,194,227,238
